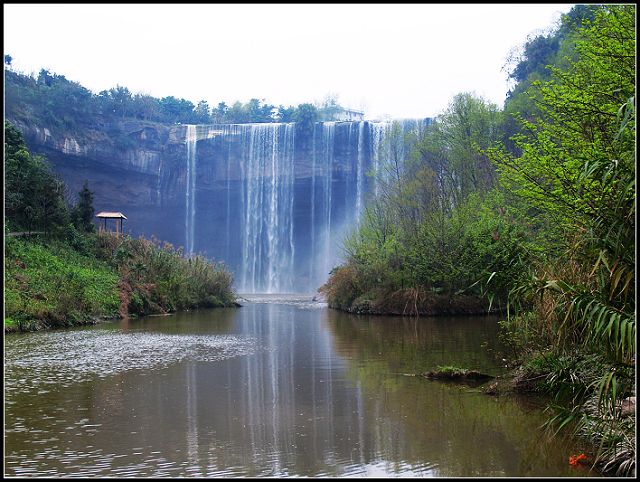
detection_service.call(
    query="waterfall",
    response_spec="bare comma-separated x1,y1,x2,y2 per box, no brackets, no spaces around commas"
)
156,159,163,207
181,118,429,294
356,121,365,224
225,126,233,264
309,127,317,289
239,123,295,293
321,122,335,286
369,121,392,200
185,125,197,255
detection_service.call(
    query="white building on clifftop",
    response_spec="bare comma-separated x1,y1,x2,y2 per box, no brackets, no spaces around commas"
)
335,108,365,121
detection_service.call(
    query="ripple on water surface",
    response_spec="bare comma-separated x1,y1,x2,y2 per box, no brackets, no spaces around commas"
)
4,330,258,392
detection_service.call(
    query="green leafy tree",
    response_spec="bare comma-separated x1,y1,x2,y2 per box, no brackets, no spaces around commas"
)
72,180,96,233
508,33,560,84
293,103,318,146
212,101,228,123
245,98,275,123
109,85,133,119
5,121,70,234
37,68,53,87
276,105,296,122
491,5,635,248
160,96,196,124
489,8,635,471
194,100,211,123
247,98,262,122
503,4,601,155
417,93,502,210
226,101,250,123
131,93,162,121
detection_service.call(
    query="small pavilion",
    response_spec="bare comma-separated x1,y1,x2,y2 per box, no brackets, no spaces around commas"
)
96,211,128,235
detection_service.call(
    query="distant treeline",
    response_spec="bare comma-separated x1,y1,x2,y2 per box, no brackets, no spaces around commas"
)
4,61,349,128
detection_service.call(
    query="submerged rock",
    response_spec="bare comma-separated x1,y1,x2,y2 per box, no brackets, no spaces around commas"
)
422,369,493,381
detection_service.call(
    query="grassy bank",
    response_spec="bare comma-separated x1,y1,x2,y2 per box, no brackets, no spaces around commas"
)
5,235,120,331
4,232,237,333
4,119,237,333
92,231,236,316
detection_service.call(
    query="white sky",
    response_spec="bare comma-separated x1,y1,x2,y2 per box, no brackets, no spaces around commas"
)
4,3,573,120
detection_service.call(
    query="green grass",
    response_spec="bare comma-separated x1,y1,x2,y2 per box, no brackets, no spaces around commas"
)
5,236,120,330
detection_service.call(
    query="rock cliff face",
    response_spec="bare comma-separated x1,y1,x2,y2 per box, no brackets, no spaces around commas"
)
10,116,429,293
11,118,181,203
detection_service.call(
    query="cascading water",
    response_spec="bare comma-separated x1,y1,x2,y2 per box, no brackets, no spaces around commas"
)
309,128,317,289
239,123,296,293
156,160,163,208
321,122,335,284
181,118,429,294
356,121,365,225
185,125,197,255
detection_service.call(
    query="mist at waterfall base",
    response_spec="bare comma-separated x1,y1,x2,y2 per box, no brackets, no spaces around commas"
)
166,120,428,295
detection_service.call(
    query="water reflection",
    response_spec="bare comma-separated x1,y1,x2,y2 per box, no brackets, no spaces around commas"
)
4,298,595,477
325,310,508,376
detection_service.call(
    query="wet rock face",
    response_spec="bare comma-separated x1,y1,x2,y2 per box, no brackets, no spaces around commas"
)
13,118,179,206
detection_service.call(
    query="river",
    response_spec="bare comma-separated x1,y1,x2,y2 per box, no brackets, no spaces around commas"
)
4,295,595,477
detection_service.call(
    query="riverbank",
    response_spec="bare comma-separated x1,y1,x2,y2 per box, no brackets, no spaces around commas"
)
4,122,237,334
480,363,635,477
4,314,121,334
4,233,238,333
417,362,633,477
322,284,504,317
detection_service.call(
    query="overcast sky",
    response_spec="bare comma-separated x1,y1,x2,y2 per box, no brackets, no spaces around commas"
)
4,3,573,119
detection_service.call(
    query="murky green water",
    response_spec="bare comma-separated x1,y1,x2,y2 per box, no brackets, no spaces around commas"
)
4,295,595,477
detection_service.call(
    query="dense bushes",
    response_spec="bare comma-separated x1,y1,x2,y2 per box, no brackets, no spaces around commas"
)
92,232,235,316
492,11,635,472
321,94,523,314
322,191,528,315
